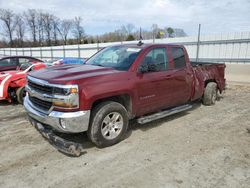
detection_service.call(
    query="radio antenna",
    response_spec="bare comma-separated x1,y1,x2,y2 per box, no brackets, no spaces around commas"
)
137,27,144,46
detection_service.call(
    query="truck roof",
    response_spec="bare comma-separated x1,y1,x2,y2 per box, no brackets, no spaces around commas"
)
112,43,184,49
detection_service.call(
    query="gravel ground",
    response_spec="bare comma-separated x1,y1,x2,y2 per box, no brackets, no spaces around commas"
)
0,84,250,188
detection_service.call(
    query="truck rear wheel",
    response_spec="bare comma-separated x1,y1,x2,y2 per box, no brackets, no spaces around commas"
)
203,82,217,106
88,101,129,148
16,86,26,104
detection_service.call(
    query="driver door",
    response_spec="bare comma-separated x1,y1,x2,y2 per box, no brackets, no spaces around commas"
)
136,47,173,116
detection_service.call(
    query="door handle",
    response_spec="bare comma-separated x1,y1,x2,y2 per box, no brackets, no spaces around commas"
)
165,75,172,79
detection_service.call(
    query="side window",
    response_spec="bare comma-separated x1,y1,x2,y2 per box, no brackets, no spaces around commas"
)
171,47,186,69
0,58,18,67
141,48,169,72
19,58,32,70
19,58,31,64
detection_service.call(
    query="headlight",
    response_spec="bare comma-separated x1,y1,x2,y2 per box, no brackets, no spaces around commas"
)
53,87,78,95
52,85,79,110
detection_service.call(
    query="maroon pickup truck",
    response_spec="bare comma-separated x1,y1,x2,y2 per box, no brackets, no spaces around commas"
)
24,43,226,156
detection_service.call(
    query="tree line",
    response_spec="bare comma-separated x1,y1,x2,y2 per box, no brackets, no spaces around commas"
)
0,8,187,48
0,9,86,47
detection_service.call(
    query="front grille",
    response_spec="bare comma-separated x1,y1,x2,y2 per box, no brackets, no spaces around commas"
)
28,80,53,94
29,95,52,111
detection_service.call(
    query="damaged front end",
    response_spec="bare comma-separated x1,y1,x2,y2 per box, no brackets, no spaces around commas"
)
28,117,85,157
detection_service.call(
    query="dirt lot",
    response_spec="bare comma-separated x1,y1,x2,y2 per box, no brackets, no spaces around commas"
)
0,84,250,188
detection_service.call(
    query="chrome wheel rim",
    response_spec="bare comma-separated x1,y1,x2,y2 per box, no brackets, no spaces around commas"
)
101,112,123,140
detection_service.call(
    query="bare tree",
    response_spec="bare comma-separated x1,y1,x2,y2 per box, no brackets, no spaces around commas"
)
0,9,16,47
15,14,25,47
37,11,45,45
98,29,123,42
25,9,38,45
124,24,135,35
51,16,60,45
72,16,85,44
120,23,135,37
42,13,54,46
58,19,72,45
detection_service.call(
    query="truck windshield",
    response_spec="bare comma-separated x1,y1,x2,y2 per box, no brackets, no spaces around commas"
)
86,46,142,71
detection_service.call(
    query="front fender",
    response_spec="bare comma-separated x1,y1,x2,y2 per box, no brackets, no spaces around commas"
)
0,74,12,99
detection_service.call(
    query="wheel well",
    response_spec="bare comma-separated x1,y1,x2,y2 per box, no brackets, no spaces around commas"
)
204,79,216,87
92,94,133,118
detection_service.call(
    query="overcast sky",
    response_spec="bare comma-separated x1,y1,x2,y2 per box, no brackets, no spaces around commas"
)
0,0,250,36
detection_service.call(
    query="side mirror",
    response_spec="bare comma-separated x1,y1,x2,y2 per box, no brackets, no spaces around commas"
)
138,65,148,73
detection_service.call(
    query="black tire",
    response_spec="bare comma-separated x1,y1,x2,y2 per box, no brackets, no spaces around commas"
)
87,101,129,148
16,87,26,104
203,82,217,106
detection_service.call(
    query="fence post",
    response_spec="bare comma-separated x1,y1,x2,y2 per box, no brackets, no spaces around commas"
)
196,24,201,63
22,48,25,56
51,47,53,59
78,44,81,58
63,45,65,58
30,48,32,57
40,47,43,59
10,48,12,56
3,49,5,56
16,48,18,55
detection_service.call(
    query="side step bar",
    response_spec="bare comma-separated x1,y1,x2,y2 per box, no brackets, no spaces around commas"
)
137,104,192,124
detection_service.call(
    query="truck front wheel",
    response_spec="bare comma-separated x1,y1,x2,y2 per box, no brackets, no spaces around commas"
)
16,86,26,104
203,82,217,105
88,101,129,148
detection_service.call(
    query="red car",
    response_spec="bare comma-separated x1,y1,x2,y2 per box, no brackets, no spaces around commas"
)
0,61,46,103
0,56,43,72
24,43,226,156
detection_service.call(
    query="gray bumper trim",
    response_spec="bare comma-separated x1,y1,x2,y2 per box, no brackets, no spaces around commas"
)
24,96,90,133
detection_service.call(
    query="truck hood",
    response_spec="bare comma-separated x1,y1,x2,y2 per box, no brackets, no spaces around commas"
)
28,64,121,84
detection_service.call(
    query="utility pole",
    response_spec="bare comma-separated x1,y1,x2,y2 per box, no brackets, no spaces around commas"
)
196,24,201,63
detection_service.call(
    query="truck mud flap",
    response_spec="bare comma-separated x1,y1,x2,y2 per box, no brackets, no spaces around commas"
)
29,118,85,157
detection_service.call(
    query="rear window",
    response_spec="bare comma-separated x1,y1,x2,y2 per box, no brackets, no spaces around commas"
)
171,47,186,69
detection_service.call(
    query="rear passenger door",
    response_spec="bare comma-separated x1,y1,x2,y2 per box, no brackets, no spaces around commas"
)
168,47,193,105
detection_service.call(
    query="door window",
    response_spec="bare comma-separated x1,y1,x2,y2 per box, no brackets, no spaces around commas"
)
19,58,32,70
0,58,18,67
171,47,186,69
140,48,169,72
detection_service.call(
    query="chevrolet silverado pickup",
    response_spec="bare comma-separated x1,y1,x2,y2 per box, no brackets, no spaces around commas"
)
24,43,226,156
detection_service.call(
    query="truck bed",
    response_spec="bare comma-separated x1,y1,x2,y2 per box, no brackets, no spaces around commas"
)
190,61,226,101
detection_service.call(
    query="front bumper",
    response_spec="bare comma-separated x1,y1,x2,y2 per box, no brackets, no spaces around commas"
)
28,117,85,157
24,96,90,133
